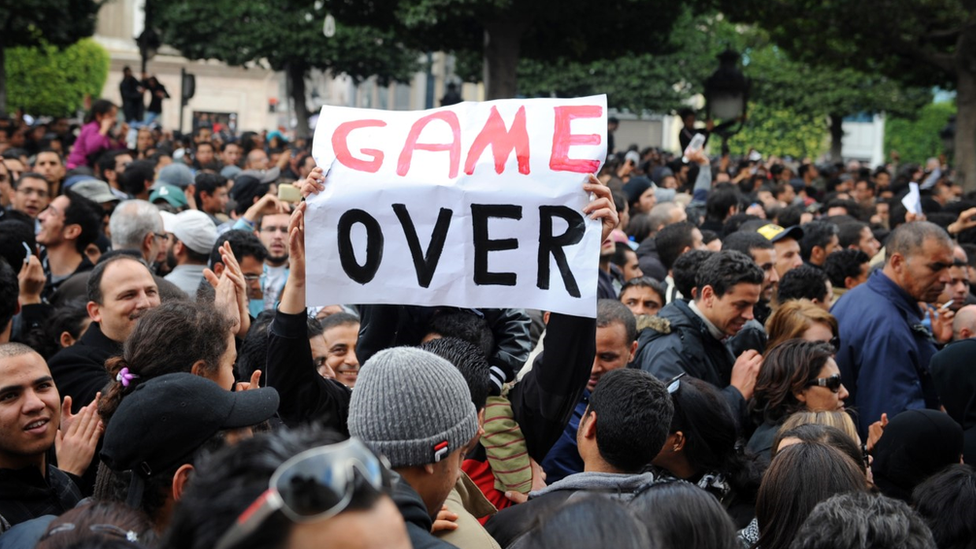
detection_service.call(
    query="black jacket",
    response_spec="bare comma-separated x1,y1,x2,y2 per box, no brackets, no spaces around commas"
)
265,309,351,434
635,237,667,282
392,477,459,549
357,306,531,386
508,313,595,462
632,300,747,426
0,465,80,527
48,323,120,413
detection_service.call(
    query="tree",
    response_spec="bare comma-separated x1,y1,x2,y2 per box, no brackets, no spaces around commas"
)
0,0,102,116
727,101,826,159
717,0,976,189
324,0,685,100
5,38,109,117
885,101,957,166
154,0,420,137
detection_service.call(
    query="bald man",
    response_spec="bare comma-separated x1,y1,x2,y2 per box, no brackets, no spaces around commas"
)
952,305,976,341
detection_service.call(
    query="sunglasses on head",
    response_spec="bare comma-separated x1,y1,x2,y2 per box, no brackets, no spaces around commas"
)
214,437,391,549
806,373,843,393
667,372,687,394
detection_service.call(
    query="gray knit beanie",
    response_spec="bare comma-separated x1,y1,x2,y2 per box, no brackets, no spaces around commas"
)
349,347,479,469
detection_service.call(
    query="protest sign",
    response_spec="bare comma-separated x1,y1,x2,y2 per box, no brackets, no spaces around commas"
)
307,95,607,318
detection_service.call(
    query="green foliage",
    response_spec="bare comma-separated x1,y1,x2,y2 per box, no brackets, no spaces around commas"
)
0,0,101,48
5,38,109,117
884,101,957,166
155,0,419,83
727,102,826,159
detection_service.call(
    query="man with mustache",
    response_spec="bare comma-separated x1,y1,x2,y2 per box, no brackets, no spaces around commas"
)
832,221,954,438
48,255,161,413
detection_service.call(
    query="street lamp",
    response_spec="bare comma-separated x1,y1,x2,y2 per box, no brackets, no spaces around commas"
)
940,115,956,156
704,49,750,128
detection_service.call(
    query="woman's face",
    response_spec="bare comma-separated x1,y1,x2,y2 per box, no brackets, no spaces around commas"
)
638,187,657,212
97,106,118,123
796,358,849,412
618,201,630,231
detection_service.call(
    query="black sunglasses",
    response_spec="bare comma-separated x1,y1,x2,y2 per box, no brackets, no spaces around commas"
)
806,373,843,393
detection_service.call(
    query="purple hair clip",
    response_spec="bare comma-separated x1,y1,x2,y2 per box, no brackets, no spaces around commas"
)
116,367,140,388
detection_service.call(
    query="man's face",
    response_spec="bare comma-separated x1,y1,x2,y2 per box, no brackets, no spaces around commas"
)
0,162,11,207
36,195,70,246
939,265,970,309
202,185,230,215
195,128,212,144
33,152,65,184
0,353,61,470
136,129,154,152
196,144,215,165
690,228,705,251
222,144,241,167
239,255,264,300
323,323,360,388
619,286,662,317
588,322,636,392
246,150,269,171
620,250,642,281
848,262,870,288
88,260,161,342
259,214,291,265
751,247,780,302
773,238,803,277
701,282,761,337
3,159,26,182
895,240,953,303
854,182,874,202
822,234,841,257
857,227,881,258
52,118,69,135
12,176,50,218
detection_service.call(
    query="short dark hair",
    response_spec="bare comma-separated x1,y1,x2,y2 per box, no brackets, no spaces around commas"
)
777,265,830,304
209,230,267,268
522,496,653,549
630,481,737,549
119,160,156,197
87,255,151,304
706,186,743,223
619,277,666,304
610,241,635,271
672,249,714,300
799,221,839,262
0,219,37,267
0,261,18,332
62,189,103,253
97,149,130,176
597,298,637,343
912,464,976,549
420,337,490,411
586,369,673,473
320,311,360,333
35,148,63,163
823,249,869,289
235,311,275,386
791,492,937,549
655,221,698,272
722,230,773,259
425,311,494,359
755,442,867,549
13,171,47,191
774,205,802,229
161,425,384,549
837,221,869,249
696,250,763,299
194,172,228,206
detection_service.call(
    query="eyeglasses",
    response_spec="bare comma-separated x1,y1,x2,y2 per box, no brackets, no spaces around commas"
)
213,437,390,549
153,232,169,241
243,274,263,283
806,373,843,393
667,372,686,394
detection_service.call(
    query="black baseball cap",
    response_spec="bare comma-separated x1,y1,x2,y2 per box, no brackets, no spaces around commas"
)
101,373,279,506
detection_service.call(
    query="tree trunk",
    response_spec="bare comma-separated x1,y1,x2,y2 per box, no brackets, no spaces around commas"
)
829,113,845,162
482,17,528,100
0,47,7,118
287,63,311,139
955,58,976,192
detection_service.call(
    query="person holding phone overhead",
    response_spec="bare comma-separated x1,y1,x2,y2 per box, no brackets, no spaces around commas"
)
66,100,128,169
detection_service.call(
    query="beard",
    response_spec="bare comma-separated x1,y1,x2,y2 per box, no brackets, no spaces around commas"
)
166,246,178,269
268,251,289,265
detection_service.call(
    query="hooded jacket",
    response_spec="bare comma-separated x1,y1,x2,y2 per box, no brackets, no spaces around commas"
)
632,299,747,425
484,472,658,548
929,339,976,465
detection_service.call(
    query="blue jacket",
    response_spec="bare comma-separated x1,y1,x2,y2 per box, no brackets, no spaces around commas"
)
831,270,941,437
540,391,588,485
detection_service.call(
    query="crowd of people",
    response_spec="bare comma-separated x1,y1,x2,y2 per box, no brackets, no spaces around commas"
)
0,93,974,549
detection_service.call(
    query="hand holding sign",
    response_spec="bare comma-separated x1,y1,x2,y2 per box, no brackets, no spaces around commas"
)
307,96,608,317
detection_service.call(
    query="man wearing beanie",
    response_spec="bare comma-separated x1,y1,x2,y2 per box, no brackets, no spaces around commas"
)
164,209,218,297
349,346,479,549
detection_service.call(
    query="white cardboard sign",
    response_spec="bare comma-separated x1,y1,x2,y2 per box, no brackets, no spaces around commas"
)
307,95,607,318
